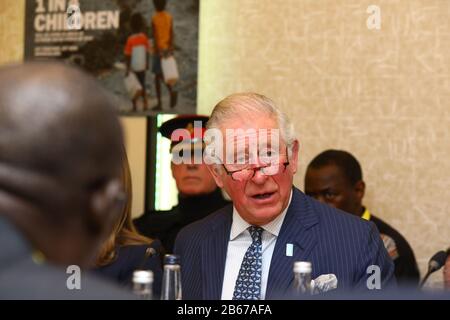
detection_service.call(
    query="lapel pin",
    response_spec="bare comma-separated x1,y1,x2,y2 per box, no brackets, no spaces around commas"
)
286,243,293,257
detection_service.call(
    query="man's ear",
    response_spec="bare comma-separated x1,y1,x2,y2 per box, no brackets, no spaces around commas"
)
206,164,224,188
89,179,124,236
290,140,300,174
354,180,365,202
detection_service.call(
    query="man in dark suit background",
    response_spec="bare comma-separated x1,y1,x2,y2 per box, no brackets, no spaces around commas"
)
0,62,133,299
134,115,229,254
174,92,396,300
304,149,420,286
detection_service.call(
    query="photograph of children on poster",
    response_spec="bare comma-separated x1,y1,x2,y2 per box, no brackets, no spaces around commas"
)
24,0,199,115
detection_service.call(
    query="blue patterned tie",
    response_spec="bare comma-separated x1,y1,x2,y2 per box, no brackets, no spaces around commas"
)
232,226,263,300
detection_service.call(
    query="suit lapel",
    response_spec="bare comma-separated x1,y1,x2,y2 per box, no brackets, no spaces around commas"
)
265,188,319,299
201,206,233,300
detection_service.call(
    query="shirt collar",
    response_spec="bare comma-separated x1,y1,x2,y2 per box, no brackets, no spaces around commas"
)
230,189,293,240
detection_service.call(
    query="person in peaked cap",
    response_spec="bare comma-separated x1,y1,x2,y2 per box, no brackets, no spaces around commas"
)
134,115,230,254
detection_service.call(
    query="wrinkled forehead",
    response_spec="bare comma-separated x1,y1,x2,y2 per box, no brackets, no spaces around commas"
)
218,116,284,147
224,128,281,150
218,113,277,129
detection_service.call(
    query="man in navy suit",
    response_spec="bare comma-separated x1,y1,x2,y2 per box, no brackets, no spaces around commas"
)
174,92,396,300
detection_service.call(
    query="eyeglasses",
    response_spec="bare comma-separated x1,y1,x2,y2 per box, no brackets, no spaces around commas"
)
222,147,290,181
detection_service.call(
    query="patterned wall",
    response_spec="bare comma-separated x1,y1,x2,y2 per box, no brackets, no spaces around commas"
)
1,0,449,284
199,0,450,282
0,0,24,64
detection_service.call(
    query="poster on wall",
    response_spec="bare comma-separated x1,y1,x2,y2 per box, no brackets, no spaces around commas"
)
24,0,199,115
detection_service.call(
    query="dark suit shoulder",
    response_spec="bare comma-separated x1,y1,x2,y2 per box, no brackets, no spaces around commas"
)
115,242,162,271
299,190,395,288
301,190,388,261
175,204,233,250
0,258,135,299
95,242,163,288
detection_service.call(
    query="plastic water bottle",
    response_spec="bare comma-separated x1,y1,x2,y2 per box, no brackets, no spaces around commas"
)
132,270,154,300
161,254,182,300
293,261,312,295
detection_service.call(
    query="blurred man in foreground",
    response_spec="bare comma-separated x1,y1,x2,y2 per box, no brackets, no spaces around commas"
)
0,62,133,299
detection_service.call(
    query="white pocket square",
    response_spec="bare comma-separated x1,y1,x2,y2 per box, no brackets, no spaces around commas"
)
311,274,338,294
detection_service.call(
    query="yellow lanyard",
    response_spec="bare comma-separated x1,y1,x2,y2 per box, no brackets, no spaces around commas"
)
361,208,371,221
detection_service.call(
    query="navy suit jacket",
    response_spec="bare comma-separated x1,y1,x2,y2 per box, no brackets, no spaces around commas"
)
174,187,396,299
0,217,134,300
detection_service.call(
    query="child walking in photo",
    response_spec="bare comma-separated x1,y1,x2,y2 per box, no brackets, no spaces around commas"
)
124,13,151,111
152,0,177,110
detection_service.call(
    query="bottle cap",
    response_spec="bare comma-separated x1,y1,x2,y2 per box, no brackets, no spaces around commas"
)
294,261,312,273
133,270,154,284
164,254,180,265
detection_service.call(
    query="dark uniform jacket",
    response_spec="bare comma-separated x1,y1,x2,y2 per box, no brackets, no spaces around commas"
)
134,188,230,254
0,217,134,299
369,213,420,286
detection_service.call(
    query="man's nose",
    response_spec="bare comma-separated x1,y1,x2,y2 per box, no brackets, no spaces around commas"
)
186,163,198,170
251,167,268,184
250,156,273,183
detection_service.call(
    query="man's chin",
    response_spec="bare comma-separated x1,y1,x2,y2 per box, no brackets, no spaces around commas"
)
244,205,283,225
180,188,204,196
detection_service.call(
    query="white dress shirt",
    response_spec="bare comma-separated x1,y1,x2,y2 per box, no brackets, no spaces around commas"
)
221,190,293,300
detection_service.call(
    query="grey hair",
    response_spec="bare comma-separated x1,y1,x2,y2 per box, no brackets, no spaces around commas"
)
206,92,296,155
